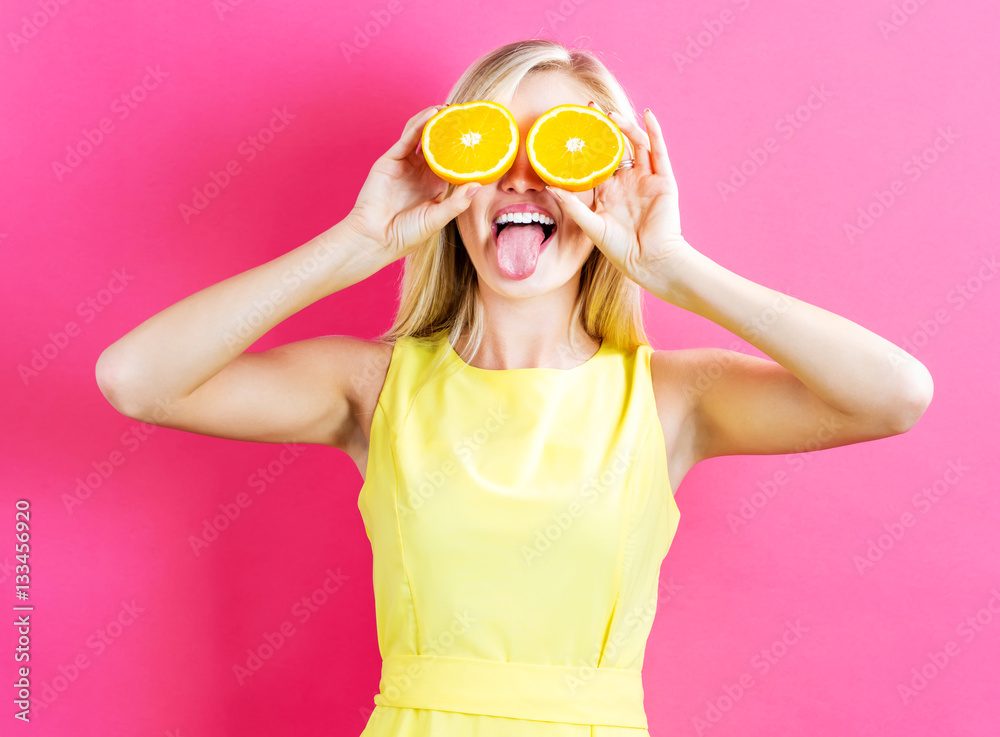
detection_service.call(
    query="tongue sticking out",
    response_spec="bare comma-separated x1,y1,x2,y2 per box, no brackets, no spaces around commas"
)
496,223,548,280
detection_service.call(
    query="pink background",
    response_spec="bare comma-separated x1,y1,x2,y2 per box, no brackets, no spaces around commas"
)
3,0,998,735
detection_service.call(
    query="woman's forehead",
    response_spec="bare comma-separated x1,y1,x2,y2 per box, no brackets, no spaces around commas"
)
504,74,592,119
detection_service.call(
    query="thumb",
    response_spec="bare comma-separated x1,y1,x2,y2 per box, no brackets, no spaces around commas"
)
424,181,480,232
546,185,605,245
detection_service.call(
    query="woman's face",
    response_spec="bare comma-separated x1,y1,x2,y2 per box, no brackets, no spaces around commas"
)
455,71,598,296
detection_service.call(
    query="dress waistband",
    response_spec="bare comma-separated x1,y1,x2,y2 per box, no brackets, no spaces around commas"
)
372,653,648,728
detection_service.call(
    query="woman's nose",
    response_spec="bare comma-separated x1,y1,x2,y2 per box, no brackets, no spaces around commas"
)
499,137,546,193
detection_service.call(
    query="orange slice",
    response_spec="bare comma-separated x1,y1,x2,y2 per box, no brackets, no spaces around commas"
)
526,104,625,191
421,101,519,185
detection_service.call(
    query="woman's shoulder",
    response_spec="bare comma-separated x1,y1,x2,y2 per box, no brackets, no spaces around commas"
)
345,330,450,401
304,333,395,410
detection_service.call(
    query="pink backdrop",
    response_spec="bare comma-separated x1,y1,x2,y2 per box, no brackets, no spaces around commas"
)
3,0,998,735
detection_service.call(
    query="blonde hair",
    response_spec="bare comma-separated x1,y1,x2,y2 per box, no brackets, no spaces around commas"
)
377,38,654,373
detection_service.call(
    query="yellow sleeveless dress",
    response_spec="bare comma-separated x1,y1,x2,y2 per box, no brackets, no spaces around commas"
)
357,328,681,736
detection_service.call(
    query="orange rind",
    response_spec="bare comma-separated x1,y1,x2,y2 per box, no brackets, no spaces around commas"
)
526,104,625,191
421,101,519,185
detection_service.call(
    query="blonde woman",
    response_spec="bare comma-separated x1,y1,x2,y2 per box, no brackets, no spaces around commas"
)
96,39,933,736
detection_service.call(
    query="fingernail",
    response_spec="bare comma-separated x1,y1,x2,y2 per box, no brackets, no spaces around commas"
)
644,108,650,115
465,184,481,198
545,185,562,199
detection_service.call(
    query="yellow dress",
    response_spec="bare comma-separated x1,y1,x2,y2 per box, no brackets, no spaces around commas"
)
357,328,681,736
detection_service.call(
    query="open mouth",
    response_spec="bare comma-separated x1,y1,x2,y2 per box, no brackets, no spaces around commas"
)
489,210,558,280
490,216,557,246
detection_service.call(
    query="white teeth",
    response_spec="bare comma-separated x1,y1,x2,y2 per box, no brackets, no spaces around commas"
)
494,212,555,226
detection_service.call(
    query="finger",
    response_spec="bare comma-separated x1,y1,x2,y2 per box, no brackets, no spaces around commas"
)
643,108,674,180
607,110,651,170
546,185,606,246
608,109,650,167
422,181,480,233
386,104,447,161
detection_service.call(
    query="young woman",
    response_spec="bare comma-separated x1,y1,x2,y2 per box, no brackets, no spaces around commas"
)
96,39,933,736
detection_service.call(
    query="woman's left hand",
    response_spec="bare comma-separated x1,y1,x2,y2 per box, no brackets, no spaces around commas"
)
546,104,696,296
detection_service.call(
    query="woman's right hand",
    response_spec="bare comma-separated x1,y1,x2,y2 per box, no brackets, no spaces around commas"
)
344,104,481,263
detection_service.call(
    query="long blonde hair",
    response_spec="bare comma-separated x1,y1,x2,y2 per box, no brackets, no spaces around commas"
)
377,39,653,372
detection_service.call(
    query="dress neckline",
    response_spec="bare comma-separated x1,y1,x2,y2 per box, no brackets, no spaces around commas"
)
441,331,608,375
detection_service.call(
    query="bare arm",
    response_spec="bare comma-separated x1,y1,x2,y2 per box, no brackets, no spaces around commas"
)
94,220,390,447
95,103,480,450
658,249,934,465
546,104,932,470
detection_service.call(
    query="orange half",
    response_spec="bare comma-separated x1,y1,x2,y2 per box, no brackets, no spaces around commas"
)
526,104,625,191
421,101,519,185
